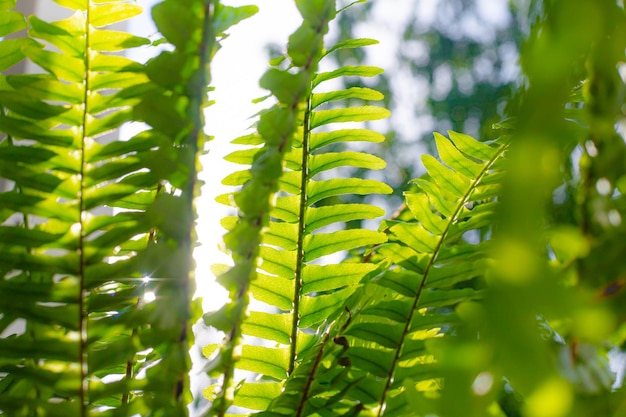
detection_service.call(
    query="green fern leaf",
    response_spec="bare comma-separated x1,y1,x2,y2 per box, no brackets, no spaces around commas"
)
324,38,379,56
207,1,391,414
0,4,33,70
0,38,41,71
313,65,384,86
310,106,390,128
277,132,508,415
91,3,143,27
0,1,156,412
311,87,383,108
0,9,25,36
0,0,248,414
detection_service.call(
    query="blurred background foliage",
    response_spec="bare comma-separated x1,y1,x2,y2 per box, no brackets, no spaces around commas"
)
265,0,625,414
327,0,523,198
277,0,626,415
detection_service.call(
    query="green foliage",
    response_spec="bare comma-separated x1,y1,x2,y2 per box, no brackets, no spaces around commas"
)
1,1,626,417
203,2,392,414
256,131,507,416
0,0,254,415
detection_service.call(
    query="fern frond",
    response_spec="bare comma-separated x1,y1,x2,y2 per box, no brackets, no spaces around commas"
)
202,1,337,415
205,0,391,414
126,1,257,415
0,1,152,414
270,132,508,416
0,0,252,414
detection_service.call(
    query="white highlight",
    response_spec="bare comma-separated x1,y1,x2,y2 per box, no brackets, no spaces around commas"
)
143,291,156,303
596,178,612,196
70,222,82,235
585,140,598,157
608,210,622,227
472,372,494,396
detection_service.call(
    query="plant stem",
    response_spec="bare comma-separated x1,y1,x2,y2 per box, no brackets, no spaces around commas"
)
77,3,92,415
290,90,314,375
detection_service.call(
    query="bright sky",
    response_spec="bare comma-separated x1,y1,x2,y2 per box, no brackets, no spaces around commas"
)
196,1,301,311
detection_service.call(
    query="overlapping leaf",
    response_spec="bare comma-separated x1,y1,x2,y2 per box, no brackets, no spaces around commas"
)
0,2,156,413
262,132,508,416
204,0,391,414
0,0,252,415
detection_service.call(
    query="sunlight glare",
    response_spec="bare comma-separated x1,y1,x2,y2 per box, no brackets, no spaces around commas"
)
472,372,494,396
194,0,300,312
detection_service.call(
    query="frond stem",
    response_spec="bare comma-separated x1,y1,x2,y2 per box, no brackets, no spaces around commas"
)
172,0,216,404
295,329,331,416
290,87,314,375
77,4,93,415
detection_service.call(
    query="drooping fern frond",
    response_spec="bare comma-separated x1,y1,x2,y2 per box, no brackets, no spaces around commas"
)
203,0,391,414
124,1,256,414
201,1,338,414
0,0,252,415
265,131,508,416
0,1,152,414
